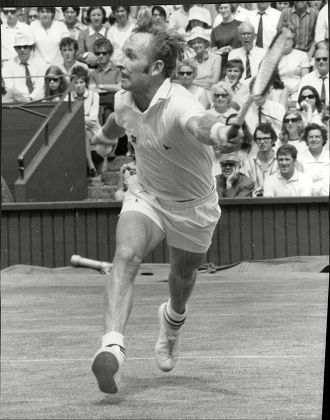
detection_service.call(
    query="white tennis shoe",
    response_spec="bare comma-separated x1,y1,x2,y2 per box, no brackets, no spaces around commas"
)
92,345,125,394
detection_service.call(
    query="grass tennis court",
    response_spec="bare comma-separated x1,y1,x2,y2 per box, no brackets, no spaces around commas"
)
1,261,327,419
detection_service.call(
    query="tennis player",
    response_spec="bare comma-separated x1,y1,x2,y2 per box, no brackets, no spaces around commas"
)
91,14,241,394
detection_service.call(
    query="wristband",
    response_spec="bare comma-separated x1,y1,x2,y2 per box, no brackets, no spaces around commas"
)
210,122,223,143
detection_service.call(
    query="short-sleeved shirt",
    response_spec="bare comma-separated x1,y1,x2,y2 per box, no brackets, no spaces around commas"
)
263,169,313,197
114,78,213,202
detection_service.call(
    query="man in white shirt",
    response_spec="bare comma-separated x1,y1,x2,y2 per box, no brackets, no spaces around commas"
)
2,29,46,102
314,3,328,45
1,7,31,62
263,144,313,197
228,21,265,82
248,2,281,49
297,48,329,106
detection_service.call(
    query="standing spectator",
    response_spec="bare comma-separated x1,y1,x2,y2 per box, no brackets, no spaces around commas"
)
216,152,255,198
308,1,326,11
276,1,318,53
30,7,69,67
248,2,281,49
61,7,86,41
176,59,210,109
224,58,250,110
274,2,293,12
58,37,88,84
242,123,279,197
263,144,313,196
297,85,324,125
26,8,38,25
107,6,135,67
207,81,238,123
277,27,310,101
228,21,265,82
315,2,328,46
213,2,251,27
211,3,242,79
187,27,222,96
43,65,67,101
297,48,329,107
1,7,30,62
168,4,190,35
2,28,46,102
299,123,329,196
275,110,308,154
77,7,109,69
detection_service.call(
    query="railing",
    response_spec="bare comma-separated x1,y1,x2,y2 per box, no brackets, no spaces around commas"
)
11,81,75,180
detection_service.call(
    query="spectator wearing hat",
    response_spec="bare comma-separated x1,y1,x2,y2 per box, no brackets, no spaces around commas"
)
61,7,86,41
187,27,221,97
2,28,46,102
228,21,265,83
30,7,69,67
242,123,279,197
248,2,281,49
1,7,30,62
216,152,255,198
264,144,313,196
185,5,212,34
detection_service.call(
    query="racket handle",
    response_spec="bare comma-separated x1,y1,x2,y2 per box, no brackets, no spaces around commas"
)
70,254,112,274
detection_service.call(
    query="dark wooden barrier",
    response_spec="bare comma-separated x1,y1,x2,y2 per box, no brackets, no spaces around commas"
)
1,197,328,269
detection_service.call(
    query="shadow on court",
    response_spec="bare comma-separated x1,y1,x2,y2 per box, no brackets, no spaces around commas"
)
1,257,327,419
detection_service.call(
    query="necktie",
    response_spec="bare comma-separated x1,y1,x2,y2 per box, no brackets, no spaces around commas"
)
245,51,251,79
320,76,326,104
256,12,264,48
258,106,263,123
22,62,33,94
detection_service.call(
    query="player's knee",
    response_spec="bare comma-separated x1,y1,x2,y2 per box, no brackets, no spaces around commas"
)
114,246,142,268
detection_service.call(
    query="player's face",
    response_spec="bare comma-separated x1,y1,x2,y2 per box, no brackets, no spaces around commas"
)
61,45,76,62
278,153,295,178
119,32,154,92
307,129,323,152
226,67,241,83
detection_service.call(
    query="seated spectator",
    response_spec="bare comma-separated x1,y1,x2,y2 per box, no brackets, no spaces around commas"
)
187,27,221,96
44,65,68,101
297,48,329,107
26,8,39,25
242,123,279,197
2,29,46,102
263,144,313,196
30,7,69,67
297,85,323,126
248,2,281,49
176,59,210,109
185,5,212,33
89,38,121,122
151,5,168,25
266,68,289,110
223,58,249,110
113,159,137,202
61,7,86,41
210,3,241,79
275,110,308,154
314,2,328,46
298,123,329,196
58,37,88,84
77,7,109,69
1,7,30,62
228,21,265,83
308,1,325,11
213,2,251,27
321,105,329,149
277,26,310,101
207,81,237,123
216,152,255,198
276,1,318,54
71,66,103,178
107,6,135,67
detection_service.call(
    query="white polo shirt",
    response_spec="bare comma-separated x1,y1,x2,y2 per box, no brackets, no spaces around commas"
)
263,168,313,197
114,78,213,202
298,148,329,196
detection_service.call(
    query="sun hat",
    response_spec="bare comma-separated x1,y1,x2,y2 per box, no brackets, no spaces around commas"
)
13,28,34,47
187,26,211,46
187,6,211,28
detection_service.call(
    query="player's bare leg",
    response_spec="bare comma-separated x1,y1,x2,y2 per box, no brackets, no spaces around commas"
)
92,211,164,393
155,246,205,372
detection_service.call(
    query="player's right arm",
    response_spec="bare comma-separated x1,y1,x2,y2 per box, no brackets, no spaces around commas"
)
91,112,125,146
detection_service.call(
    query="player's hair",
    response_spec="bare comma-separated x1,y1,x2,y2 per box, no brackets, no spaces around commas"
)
254,122,278,146
59,37,78,52
303,122,328,145
93,38,114,56
134,13,185,78
276,144,297,160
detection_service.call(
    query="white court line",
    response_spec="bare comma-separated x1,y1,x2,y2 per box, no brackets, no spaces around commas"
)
1,355,324,363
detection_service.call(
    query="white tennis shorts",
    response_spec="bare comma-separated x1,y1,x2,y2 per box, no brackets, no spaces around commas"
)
120,177,221,253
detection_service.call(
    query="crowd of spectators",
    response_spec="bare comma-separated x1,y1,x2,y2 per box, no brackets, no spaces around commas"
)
1,3,329,199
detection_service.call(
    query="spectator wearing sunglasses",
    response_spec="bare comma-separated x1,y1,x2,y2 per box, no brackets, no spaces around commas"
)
2,28,46,102
276,110,308,155
297,48,329,107
26,8,39,25
1,7,31,62
297,85,324,126
208,81,237,123
43,65,68,101
176,59,210,109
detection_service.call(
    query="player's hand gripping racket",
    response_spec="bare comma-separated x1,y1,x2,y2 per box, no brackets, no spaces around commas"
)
226,27,291,140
